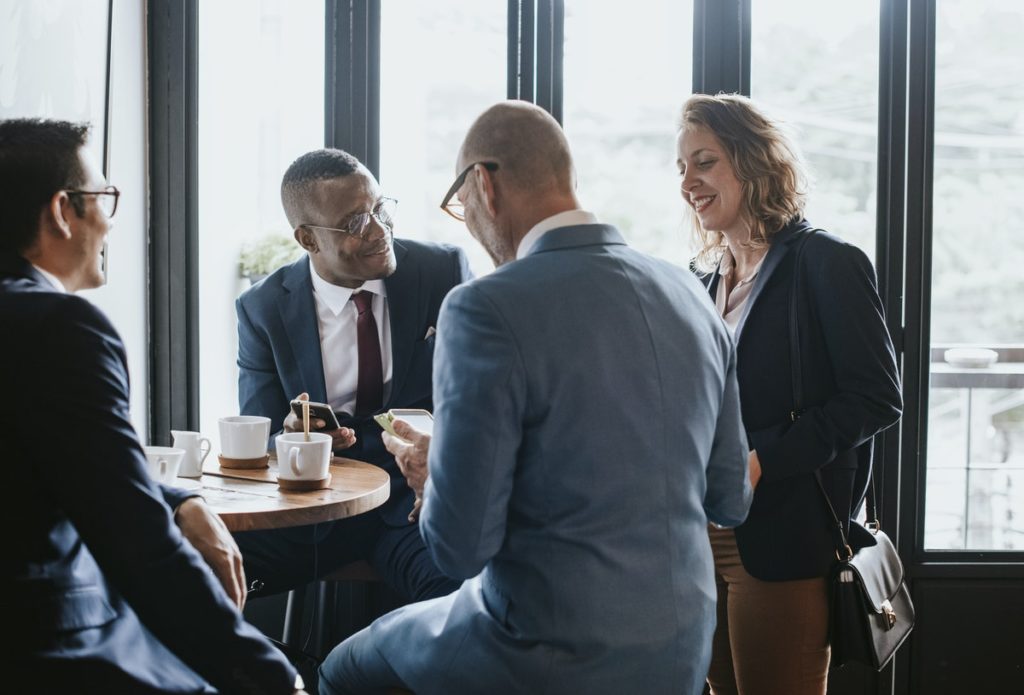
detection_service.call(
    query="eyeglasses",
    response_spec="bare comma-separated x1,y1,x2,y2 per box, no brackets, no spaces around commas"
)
66,185,121,218
300,197,398,238
440,162,499,221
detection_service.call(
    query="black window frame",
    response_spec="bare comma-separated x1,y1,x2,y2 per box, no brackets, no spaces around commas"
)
148,0,1024,566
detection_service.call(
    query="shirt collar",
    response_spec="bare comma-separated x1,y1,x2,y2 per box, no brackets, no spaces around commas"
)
717,246,766,285
516,209,599,260
32,264,67,293
308,257,386,316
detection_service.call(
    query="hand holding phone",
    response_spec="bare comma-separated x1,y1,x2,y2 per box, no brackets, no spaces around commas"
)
289,399,341,430
374,408,434,440
376,409,433,520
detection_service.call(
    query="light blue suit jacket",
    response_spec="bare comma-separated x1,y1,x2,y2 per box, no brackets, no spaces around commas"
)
366,225,752,694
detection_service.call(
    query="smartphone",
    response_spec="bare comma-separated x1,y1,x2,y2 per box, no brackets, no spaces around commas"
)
289,399,341,430
374,408,434,439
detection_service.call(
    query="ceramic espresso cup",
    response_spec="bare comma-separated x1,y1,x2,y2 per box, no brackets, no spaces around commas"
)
142,446,185,484
275,432,332,481
218,416,271,460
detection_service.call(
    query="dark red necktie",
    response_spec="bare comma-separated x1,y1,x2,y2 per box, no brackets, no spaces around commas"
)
352,291,383,416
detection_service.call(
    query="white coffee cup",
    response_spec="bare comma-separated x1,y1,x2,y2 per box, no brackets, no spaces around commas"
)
275,432,332,481
218,416,271,459
142,446,185,484
171,430,212,477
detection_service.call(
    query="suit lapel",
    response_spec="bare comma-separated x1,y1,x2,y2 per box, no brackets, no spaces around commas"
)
384,242,416,406
733,219,808,343
279,259,329,403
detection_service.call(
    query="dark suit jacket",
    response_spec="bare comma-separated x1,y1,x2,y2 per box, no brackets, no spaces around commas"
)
1,253,297,693
236,238,471,525
704,219,902,580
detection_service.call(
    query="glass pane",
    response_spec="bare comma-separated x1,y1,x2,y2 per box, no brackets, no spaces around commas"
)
926,0,1024,550
562,0,693,266
750,0,879,260
197,0,324,445
378,1,506,277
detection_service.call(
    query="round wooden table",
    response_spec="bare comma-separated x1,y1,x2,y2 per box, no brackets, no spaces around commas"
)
179,456,391,531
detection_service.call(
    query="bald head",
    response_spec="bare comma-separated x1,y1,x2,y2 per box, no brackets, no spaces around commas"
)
459,101,575,196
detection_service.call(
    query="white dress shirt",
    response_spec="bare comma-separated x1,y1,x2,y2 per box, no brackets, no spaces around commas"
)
33,264,67,293
714,247,766,336
309,258,393,415
516,209,599,260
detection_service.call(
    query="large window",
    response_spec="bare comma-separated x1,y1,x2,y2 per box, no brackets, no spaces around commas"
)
196,0,324,445
378,0,506,277
925,0,1024,550
562,0,693,266
750,0,880,260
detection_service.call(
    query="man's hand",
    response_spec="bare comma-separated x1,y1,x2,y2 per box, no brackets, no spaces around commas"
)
283,392,356,451
382,419,431,521
174,497,247,610
748,450,762,491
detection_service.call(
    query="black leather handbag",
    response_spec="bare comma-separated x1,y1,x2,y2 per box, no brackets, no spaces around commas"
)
788,230,914,671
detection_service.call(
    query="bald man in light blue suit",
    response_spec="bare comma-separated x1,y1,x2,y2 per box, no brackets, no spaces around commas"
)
319,102,753,695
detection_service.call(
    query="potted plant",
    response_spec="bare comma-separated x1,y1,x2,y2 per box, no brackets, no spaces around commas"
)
239,234,304,284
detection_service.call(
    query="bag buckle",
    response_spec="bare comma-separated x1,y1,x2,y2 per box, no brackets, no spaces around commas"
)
835,544,854,562
881,599,896,630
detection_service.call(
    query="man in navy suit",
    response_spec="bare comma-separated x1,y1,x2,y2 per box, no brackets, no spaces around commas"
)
233,149,471,602
319,102,752,694
2,118,303,693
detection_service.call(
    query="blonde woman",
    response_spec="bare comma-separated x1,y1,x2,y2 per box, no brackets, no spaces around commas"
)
677,93,902,695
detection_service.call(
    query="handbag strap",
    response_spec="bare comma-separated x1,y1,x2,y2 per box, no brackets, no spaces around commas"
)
787,229,857,560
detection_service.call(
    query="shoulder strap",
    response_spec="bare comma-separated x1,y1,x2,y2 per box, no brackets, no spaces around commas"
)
788,230,858,559
788,229,817,419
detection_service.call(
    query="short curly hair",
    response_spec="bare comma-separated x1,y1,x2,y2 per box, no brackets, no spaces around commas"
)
678,94,806,272
280,148,362,229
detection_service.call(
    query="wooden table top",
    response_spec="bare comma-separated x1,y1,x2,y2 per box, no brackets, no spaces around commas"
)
174,456,390,532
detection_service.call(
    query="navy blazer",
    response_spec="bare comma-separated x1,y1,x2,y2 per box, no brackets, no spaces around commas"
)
1,253,297,693
704,219,902,580
236,238,471,525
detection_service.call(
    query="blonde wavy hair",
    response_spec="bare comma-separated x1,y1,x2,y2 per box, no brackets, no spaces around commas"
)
679,94,807,272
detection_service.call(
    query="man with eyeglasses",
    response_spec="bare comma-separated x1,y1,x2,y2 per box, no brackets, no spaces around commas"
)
232,148,471,606
317,101,752,695
1,118,306,693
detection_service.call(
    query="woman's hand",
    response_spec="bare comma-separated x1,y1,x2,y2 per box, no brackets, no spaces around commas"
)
748,450,762,490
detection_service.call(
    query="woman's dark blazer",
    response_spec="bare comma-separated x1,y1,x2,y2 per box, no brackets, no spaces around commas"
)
704,218,902,581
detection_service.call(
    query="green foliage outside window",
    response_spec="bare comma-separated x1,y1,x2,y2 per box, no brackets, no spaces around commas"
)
238,234,304,280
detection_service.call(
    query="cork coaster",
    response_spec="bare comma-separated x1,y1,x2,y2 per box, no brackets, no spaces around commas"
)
218,453,270,470
278,473,332,492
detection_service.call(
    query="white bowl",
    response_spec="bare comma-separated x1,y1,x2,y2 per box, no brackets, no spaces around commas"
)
943,348,998,369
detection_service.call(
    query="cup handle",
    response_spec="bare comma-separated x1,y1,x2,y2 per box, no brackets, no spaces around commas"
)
289,447,302,478
198,438,212,464
158,457,168,476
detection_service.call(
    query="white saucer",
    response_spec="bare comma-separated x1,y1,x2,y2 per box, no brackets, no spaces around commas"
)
943,348,998,369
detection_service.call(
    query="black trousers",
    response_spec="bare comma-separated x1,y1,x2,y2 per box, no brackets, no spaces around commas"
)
234,512,460,603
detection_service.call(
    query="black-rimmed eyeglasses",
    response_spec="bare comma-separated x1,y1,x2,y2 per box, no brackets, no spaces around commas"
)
440,162,499,221
66,185,121,218
301,197,398,238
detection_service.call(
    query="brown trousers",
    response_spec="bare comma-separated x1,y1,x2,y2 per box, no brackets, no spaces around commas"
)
706,526,831,695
